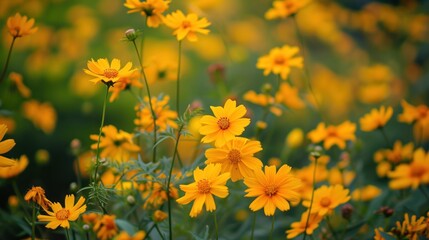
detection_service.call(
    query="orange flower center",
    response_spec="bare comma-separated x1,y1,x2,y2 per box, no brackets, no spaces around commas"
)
217,117,230,130
326,126,338,137
264,185,278,197
56,209,70,220
320,197,332,207
104,218,116,230
104,68,119,79
283,2,296,11
417,105,428,119
274,55,287,65
182,20,192,29
228,149,241,164
197,179,211,194
410,166,425,178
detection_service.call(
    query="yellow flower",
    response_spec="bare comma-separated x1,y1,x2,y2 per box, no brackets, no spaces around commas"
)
199,99,250,147
176,164,230,217
124,0,170,28
256,45,303,80
286,128,304,148
142,179,178,209
388,148,429,190
244,164,301,216
84,58,135,86
94,214,118,240
164,10,211,42
0,155,28,178
275,82,306,110
302,185,350,217
286,210,323,239
7,13,38,38
24,186,52,210
22,100,57,134
205,137,263,182
9,72,31,98
37,194,86,229
294,162,328,200
0,124,16,167
394,213,427,240
351,185,381,201
243,90,282,116
153,210,168,222
398,100,429,141
116,230,146,240
307,121,356,150
359,106,393,131
265,0,311,20
134,95,178,133
109,71,143,102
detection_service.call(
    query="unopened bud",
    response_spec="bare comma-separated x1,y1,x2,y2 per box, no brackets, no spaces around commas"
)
341,203,353,221
70,182,78,192
262,83,272,94
377,206,394,218
127,195,135,205
125,29,138,41
70,138,81,155
208,63,225,84
83,224,90,231
310,145,323,159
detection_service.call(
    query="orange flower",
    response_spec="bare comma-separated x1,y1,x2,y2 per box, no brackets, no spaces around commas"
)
256,45,303,80
7,13,38,38
0,124,16,167
0,155,28,178
275,82,306,110
359,106,393,131
164,10,211,42
94,215,118,240
265,0,311,20
22,100,57,134
398,100,429,141
307,121,356,149
24,186,52,209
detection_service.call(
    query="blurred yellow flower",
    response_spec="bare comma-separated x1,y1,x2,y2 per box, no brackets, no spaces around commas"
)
142,178,178,210
116,230,146,240
0,155,28,178
398,100,429,141
244,164,301,216
84,58,135,86
357,64,393,104
176,164,230,217
286,209,323,239
199,99,250,147
286,128,304,149
205,137,263,182
134,95,178,133
0,117,16,134
395,213,427,240
37,194,86,229
256,45,303,80
268,157,281,167
243,90,282,116
275,82,306,110
303,184,350,216
24,186,52,209
265,0,311,20
153,210,168,222
307,121,356,150
109,71,143,102
22,100,57,134
94,214,118,240
351,185,381,201
359,106,393,132
0,124,16,167
164,10,210,42
124,0,170,28
9,72,31,98
374,141,414,178
8,195,18,208
328,167,355,186
7,13,38,38
294,163,328,200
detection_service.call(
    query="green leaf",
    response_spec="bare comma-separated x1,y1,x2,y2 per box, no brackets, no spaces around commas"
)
115,219,136,235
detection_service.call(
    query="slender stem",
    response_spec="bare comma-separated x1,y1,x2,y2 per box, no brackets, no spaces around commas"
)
326,215,338,240
214,211,219,240
176,41,182,114
31,203,36,240
303,157,318,240
0,37,16,84
250,212,256,240
143,223,156,240
270,215,275,240
155,224,165,240
131,39,158,162
65,228,71,240
167,124,184,240
379,127,390,147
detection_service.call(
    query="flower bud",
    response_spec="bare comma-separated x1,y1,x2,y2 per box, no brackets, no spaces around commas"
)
125,28,138,41
127,195,135,205
341,203,353,221
208,63,225,84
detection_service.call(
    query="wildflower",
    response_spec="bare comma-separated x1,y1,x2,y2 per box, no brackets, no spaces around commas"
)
109,71,143,102
94,214,118,240
286,128,304,148
0,124,16,167
144,56,177,83
244,164,302,216
164,10,211,42
153,210,168,222
294,162,328,200
286,210,323,239
205,137,263,182
176,164,230,217
199,99,250,147
398,100,429,141
256,45,303,80
275,82,306,110
141,174,178,209
89,125,140,162
22,100,57,134
307,121,356,150
265,0,311,20
124,0,170,28
8,195,18,208
37,194,86,229
328,167,355,186
243,90,282,116
7,13,38,38
394,213,427,240
134,95,178,133
116,231,146,240
9,72,31,98
388,148,429,190
24,186,52,209
351,185,381,201
359,106,393,132
0,155,28,178
84,58,135,86
302,185,351,217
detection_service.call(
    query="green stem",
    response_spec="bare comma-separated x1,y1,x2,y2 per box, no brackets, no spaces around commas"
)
65,228,71,240
379,127,390,147
250,212,256,240
176,41,182,114
270,215,275,240
214,211,219,240
0,37,16,84
31,203,36,240
303,157,318,240
155,223,165,240
143,223,156,240
326,215,338,240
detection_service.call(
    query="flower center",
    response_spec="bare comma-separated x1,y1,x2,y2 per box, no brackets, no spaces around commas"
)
417,105,428,119
326,126,338,137
197,179,211,194
264,185,278,197
274,55,286,65
320,197,332,207
410,166,424,178
104,219,116,230
182,20,192,29
217,117,230,130
104,68,119,79
56,209,70,220
228,149,241,164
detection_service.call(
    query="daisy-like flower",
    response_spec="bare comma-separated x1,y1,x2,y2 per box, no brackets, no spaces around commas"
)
351,185,381,201
89,125,140,162
286,210,323,239
275,82,306,110
256,45,303,80
37,194,86,229
244,164,302,216
134,95,178,133
302,185,351,217
109,71,143,102
205,137,263,182
265,0,311,20
0,124,16,167
176,164,230,217
7,13,38,38
94,214,118,240
388,148,429,190
243,90,282,116
22,100,57,134
359,106,393,132
124,0,170,28
0,155,28,178
24,186,52,210
164,10,211,42
398,100,429,141
199,99,250,147
83,58,135,86
307,121,356,150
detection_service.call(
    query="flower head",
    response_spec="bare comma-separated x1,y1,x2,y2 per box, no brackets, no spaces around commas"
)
199,99,250,147
302,185,351,217
22,100,57,134
351,185,381,201
93,214,118,240
256,45,303,80
134,95,178,133
37,194,86,229
124,0,170,28
244,164,302,216
84,58,135,86
286,210,323,239
307,121,356,150
0,124,16,167
7,13,38,38
24,186,52,209
109,71,143,102
359,106,393,132
398,100,429,141
164,10,211,42
205,137,263,182
265,0,311,20
0,155,28,178
394,213,427,240
275,82,306,109
176,164,230,217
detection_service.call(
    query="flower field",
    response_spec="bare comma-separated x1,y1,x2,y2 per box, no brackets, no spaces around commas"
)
1,0,429,239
